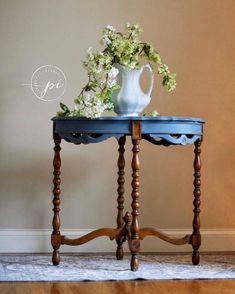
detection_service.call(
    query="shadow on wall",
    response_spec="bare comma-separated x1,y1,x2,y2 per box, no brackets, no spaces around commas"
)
0,150,93,229
0,137,121,229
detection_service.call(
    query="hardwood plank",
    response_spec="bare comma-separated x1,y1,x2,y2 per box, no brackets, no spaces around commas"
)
1,280,235,294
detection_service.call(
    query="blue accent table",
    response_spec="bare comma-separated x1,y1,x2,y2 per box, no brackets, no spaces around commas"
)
51,116,205,271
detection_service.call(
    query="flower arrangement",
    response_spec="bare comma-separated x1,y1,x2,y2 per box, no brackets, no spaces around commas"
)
57,23,176,118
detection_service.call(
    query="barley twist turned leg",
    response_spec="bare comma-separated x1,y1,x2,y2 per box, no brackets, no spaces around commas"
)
51,134,62,265
192,139,202,265
130,137,141,271
116,136,126,260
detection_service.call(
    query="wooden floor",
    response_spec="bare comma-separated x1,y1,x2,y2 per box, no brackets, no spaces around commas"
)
1,280,235,294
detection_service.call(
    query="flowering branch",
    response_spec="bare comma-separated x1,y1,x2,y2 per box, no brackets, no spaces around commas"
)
57,23,176,118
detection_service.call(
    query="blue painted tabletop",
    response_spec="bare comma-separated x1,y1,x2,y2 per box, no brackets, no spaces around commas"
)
52,116,204,145
52,116,204,122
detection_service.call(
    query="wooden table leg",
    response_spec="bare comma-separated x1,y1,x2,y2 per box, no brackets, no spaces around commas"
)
116,136,126,260
51,133,62,265
130,122,141,271
191,139,202,265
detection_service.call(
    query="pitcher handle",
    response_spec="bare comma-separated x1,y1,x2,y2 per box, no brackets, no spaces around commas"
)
141,64,154,97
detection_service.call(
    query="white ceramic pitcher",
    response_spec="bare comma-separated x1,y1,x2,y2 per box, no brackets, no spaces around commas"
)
112,64,154,116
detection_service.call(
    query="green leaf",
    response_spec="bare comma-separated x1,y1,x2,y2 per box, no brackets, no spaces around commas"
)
143,44,151,57
60,102,70,112
57,111,68,117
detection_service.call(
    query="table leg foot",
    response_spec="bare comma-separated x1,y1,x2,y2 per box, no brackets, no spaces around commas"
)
131,253,139,271
192,250,200,265
116,247,124,260
52,248,60,265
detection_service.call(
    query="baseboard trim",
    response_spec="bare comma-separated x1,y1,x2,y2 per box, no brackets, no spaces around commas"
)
0,229,235,253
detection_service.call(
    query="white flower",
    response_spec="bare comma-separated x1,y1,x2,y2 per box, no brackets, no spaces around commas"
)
151,110,159,117
95,65,103,74
86,47,94,61
107,79,117,87
86,47,92,54
75,91,112,118
106,25,116,32
107,67,119,88
108,67,119,79
101,35,111,45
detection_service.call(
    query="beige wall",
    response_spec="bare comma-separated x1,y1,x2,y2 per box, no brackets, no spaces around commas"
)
0,0,235,251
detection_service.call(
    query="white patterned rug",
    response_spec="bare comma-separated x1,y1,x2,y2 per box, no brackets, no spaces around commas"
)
0,254,235,281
